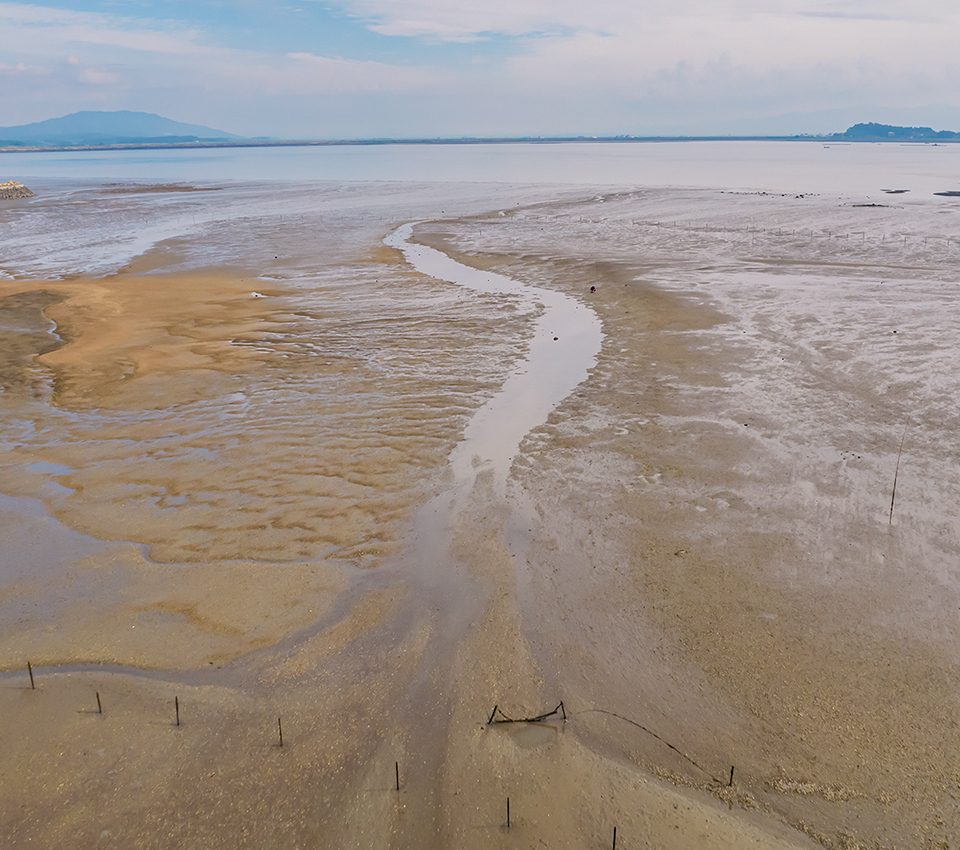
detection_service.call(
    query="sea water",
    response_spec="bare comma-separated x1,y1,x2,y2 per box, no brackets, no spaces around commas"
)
3,139,959,192
2,140,958,280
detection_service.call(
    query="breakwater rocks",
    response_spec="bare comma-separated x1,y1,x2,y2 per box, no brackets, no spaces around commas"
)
0,181,34,200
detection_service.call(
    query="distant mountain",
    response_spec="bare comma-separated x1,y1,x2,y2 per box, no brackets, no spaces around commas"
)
0,111,243,147
830,122,960,142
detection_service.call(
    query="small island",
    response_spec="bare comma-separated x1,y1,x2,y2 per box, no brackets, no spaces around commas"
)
829,122,960,142
0,180,33,199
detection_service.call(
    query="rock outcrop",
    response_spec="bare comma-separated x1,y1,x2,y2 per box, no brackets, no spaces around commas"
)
0,181,34,199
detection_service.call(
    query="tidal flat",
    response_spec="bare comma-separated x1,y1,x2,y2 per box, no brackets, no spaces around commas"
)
1,177,959,849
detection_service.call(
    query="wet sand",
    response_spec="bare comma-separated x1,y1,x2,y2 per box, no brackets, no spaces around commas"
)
2,182,959,848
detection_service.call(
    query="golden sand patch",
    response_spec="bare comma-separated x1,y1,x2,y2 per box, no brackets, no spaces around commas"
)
266,586,408,681
0,543,347,668
26,270,285,409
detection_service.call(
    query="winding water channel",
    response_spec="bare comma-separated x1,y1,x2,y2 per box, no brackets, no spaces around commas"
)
371,222,606,843
385,222,604,493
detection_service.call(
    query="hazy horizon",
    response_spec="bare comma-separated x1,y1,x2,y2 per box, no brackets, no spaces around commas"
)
4,109,960,145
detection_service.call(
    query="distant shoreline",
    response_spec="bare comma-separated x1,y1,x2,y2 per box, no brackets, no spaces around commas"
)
4,135,960,155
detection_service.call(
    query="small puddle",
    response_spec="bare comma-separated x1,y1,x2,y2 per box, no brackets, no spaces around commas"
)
26,462,75,476
508,722,561,749
0,493,107,584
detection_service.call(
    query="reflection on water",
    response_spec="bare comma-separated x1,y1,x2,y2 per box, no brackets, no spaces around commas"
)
4,139,960,194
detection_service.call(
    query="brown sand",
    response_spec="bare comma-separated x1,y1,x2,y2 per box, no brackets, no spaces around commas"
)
2,185,959,849
415,190,960,848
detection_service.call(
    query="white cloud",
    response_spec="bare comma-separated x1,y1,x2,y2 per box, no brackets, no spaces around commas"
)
281,52,434,93
328,0,592,39
0,60,50,74
329,0,960,40
0,3,205,55
1,0,959,136
0,2,436,104
77,68,120,86
495,11,960,91
320,0,960,129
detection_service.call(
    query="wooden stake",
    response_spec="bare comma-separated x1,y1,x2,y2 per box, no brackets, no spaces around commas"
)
729,765,735,787
890,424,908,525
613,826,617,849
27,661,35,690
175,696,180,727
506,797,511,829
278,717,283,748
395,762,400,791
96,692,102,714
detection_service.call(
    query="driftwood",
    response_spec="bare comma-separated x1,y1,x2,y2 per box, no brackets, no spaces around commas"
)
487,701,566,725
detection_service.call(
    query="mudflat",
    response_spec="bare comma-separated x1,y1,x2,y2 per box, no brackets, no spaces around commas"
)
1,182,958,849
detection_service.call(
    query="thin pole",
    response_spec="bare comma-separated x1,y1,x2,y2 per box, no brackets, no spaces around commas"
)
175,696,180,727
890,424,908,525
395,762,400,791
506,797,510,829
27,662,35,690
278,717,283,747
613,826,617,849
96,692,102,714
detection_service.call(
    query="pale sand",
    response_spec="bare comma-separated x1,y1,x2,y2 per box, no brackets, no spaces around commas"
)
2,183,959,849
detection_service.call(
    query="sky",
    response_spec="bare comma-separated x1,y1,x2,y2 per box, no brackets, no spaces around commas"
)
2,0,959,138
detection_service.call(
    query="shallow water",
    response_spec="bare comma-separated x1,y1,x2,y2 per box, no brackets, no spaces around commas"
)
4,137,960,281
4,140,960,195
0,179,586,279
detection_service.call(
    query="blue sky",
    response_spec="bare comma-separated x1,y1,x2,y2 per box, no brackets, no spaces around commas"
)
2,0,959,138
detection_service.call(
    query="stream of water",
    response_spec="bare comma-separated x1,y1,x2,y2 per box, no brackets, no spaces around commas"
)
385,222,603,494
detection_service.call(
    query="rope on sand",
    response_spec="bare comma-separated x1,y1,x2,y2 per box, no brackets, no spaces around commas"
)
485,699,720,784
578,708,721,784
